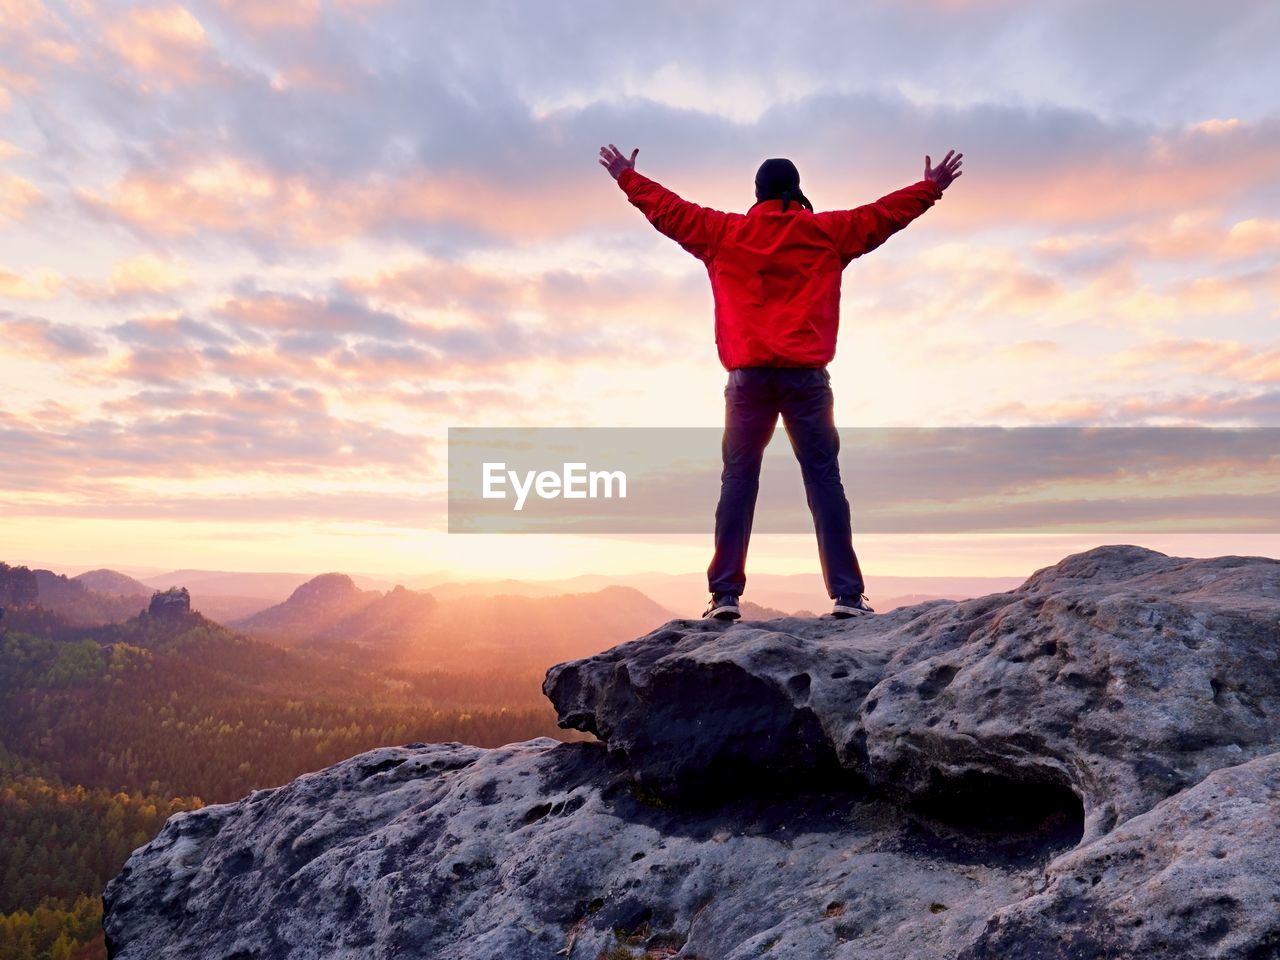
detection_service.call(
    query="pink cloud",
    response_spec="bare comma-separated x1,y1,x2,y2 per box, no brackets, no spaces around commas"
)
980,397,1109,423
215,0,319,31
102,4,214,87
1114,339,1280,384
0,312,101,360
0,266,61,299
69,253,194,301
929,119,1280,231
0,172,42,223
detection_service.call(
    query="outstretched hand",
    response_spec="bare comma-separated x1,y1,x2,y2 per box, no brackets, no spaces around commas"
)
924,149,964,192
599,143,638,180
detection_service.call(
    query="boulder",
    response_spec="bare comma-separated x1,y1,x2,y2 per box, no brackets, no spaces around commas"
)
102,546,1280,959
148,587,192,619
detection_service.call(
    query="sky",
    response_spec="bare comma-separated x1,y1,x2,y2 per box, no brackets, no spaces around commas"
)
2,0,1280,584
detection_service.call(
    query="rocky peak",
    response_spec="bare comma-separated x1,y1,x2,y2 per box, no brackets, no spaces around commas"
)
103,545,1280,959
286,572,362,605
147,586,191,619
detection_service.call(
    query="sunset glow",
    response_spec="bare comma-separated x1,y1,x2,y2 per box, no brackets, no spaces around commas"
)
3,0,1280,581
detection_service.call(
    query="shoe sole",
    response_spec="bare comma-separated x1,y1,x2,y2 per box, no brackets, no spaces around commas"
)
707,606,741,621
831,607,873,618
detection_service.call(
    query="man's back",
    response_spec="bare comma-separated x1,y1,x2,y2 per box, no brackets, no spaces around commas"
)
708,200,865,369
616,166,942,370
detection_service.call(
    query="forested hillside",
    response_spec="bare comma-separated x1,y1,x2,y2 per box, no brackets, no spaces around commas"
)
0,589,587,960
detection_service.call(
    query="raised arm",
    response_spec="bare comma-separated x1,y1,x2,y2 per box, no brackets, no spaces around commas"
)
819,148,963,265
599,143,730,263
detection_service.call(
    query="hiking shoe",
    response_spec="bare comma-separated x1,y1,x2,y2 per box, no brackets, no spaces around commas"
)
704,593,741,621
832,595,875,618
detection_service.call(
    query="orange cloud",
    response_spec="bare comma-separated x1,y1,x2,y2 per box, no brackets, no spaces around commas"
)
28,35,77,64
65,254,193,301
78,155,610,247
1113,339,1280,385
341,261,523,314
0,314,99,360
981,397,1108,423
103,344,205,383
938,120,1280,232
0,172,42,222
0,0,45,28
1112,391,1278,424
1172,276,1255,315
0,267,61,299
108,253,192,296
340,258,709,346
213,292,307,327
103,4,212,86
1226,219,1280,258
216,0,319,30
1190,118,1242,136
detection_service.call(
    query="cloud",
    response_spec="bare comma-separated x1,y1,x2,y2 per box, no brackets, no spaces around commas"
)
1,383,434,487
1226,219,1280,258
213,288,411,337
339,257,708,341
107,311,238,349
0,488,444,524
79,278,672,391
69,253,194,302
0,172,42,223
0,266,61,299
1115,390,1280,424
102,4,215,87
0,310,102,360
4,0,1280,549
1112,339,1280,385
984,388,1280,426
214,0,319,32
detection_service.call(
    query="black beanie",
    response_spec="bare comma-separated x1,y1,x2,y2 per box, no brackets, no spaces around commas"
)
754,158,812,212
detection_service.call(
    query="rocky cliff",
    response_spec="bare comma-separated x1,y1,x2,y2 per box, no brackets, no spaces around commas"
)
101,546,1280,959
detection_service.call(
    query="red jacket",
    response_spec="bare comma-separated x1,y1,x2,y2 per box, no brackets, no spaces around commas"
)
617,167,942,370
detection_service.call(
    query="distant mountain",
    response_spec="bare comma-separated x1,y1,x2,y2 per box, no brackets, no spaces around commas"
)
73,568,293,625
738,600,793,620
184,594,281,624
230,573,675,670
421,571,1027,617
414,585,675,670
414,579,564,601
323,584,439,650
141,569,325,605
140,568,421,605
230,573,381,643
21,566,146,626
73,568,153,597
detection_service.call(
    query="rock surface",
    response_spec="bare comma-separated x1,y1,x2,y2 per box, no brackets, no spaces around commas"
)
148,586,192,619
103,546,1280,959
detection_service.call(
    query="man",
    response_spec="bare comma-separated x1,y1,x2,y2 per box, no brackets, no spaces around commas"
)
599,143,963,621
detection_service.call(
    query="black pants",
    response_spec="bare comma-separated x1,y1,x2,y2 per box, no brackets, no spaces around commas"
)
707,366,865,600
